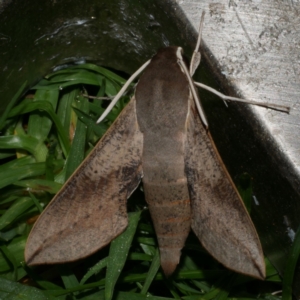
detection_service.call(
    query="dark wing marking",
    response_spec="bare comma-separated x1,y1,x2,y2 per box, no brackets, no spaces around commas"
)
184,96,265,279
25,97,143,265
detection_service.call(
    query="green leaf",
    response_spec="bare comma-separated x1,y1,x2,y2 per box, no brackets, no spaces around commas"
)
0,149,16,159
114,291,174,300
0,135,47,162
0,277,53,300
8,101,70,156
24,265,64,291
32,74,103,90
0,236,26,273
27,89,59,142
56,88,77,135
57,265,79,290
140,248,160,294
64,94,89,179
0,197,33,230
0,161,46,189
73,106,107,138
0,245,18,281
105,211,142,300
0,81,27,130
14,179,62,195
27,192,43,214
80,257,108,285
46,64,126,85
282,224,300,300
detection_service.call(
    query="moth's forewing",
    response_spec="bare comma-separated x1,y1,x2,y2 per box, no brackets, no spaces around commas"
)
184,96,265,279
25,98,143,265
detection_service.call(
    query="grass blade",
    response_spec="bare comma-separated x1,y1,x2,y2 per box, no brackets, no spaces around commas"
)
282,224,300,300
105,211,142,300
0,81,27,130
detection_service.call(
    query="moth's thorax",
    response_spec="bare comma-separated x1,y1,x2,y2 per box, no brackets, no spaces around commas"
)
135,46,190,135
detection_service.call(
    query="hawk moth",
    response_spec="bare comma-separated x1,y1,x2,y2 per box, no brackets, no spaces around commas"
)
24,15,283,279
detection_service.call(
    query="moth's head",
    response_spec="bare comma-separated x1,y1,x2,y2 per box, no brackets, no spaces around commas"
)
152,46,189,66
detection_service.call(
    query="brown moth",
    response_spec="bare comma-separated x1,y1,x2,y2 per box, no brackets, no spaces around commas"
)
25,14,289,279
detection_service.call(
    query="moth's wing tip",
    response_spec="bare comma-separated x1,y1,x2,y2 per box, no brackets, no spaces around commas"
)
24,253,34,266
217,237,266,280
249,259,266,280
24,239,40,266
24,216,129,266
24,253,43,267
239,264,265,280
24,241,56,267
229,255,266,280
219,257,265,280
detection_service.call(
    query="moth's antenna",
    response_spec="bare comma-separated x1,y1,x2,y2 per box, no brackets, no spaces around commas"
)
194,81,290,113
177,48,209,128
96,59,151,124
190,11,205,76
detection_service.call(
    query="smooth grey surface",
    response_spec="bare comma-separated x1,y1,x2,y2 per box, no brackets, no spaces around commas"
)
178,0,299,180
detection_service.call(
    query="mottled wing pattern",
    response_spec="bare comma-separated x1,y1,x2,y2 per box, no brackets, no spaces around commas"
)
184,96,265,279
25,97,143,265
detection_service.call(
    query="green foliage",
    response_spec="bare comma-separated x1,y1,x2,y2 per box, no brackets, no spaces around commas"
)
0,64,294,299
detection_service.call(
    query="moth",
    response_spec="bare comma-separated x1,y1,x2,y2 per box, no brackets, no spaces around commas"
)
25,13,289,279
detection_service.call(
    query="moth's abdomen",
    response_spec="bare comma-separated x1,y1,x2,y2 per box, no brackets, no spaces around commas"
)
140,136,191,276
143,175,191,276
